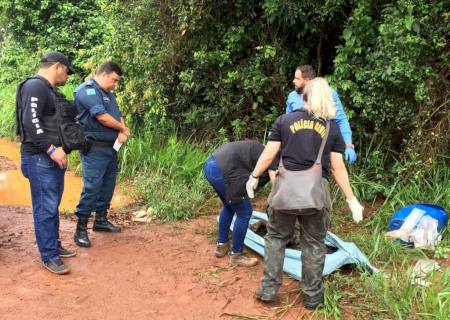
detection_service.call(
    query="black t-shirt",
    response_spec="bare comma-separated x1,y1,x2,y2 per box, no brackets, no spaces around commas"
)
18,76,57,154
212,140,279,203
268,110,345,179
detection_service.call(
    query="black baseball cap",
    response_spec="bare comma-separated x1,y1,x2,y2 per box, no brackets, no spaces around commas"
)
40,51,76,74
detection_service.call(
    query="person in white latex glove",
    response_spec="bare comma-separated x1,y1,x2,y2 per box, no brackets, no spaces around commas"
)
330,152,364,223
346,197,364,223
246,174,259,199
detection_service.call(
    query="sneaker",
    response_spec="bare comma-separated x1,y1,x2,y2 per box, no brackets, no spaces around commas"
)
215,242,230,258
255,287,277,302
43,258,70,275
230,252,258,267
304,293,324,310
59,245,76,258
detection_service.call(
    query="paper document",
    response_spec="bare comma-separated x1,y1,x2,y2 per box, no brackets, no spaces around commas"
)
113,139,123,151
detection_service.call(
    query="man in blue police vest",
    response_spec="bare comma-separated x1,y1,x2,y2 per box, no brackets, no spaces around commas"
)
73,61,130,247
286,65,357,164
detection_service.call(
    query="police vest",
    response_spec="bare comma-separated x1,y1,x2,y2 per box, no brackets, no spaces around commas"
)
15,77,91,153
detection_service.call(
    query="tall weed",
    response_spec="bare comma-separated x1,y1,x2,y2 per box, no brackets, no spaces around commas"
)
119,131,214,220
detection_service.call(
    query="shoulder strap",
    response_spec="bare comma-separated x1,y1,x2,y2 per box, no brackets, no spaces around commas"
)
315,121,330,165
15,76,44,137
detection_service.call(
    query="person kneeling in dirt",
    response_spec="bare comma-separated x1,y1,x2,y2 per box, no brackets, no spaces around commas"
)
16,52,77,275
247,78,364,310
203,141,278,267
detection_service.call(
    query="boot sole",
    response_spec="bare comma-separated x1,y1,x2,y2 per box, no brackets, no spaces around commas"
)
92,227,121,233
43,264,70,275
60,252,77,258
215,251,229,258
215,253,228,258
74,239,91,248
255,293,277,302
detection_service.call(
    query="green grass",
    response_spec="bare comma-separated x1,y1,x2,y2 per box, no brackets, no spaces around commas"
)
0,80,449,319
118,130,215,220
317,152,450,319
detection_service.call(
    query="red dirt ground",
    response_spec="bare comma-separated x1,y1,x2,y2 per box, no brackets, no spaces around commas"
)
0,142,316,319
0,205,316,320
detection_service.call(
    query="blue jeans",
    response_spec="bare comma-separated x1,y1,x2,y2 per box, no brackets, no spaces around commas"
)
203,156,253,254
21,153,66,263
76,146,118,218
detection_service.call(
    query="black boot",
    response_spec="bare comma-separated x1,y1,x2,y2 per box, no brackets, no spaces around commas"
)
93,210,121,233
74,217,91,247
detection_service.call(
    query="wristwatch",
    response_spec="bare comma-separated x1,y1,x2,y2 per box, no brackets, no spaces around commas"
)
346,143,355,149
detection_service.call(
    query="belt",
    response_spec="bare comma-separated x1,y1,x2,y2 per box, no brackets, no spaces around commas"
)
87,139,114,147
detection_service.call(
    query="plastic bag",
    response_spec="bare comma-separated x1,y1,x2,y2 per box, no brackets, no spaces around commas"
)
386,209,440,250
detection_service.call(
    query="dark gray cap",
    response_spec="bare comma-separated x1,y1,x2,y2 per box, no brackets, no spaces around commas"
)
40,51,75,74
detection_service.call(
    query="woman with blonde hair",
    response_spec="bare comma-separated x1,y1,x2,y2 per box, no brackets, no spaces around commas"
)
247,77,363,310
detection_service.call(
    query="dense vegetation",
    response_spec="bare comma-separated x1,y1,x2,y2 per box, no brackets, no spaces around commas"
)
0,1,448,318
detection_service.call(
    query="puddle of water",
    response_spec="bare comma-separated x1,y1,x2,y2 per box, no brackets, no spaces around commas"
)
0,138,129,211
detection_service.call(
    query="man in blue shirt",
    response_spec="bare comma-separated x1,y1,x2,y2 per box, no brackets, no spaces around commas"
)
285,65,357,164
73,61,130,247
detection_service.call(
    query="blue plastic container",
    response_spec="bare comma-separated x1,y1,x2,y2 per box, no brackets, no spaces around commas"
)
387,204,448,232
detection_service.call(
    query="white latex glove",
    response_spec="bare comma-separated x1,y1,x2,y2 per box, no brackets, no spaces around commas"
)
245,174,259,199
346,197,364,223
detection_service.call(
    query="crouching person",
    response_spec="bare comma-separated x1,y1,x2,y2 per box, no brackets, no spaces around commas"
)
203,141,278,267
73,61,130,247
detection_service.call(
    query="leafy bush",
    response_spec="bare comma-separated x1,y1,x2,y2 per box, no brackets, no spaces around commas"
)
0,0,107,67
334,1,449,166
0,85,16,139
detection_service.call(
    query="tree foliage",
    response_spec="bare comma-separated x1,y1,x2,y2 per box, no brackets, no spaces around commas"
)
0,0,107,75
334,0,449,179
0,0,448,181
95,0,357,139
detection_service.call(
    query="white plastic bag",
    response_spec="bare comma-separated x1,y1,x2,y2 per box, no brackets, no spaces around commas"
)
386,208,440,250
386,208,425,242
411,216,439,250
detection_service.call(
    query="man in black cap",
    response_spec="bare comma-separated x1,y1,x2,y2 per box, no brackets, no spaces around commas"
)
16,51,76,274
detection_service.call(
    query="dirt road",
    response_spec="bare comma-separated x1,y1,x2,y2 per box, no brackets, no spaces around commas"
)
0,204,315,320
0,142,320,319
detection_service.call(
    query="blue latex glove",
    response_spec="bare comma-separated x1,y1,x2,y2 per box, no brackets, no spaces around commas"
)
345,147,357,164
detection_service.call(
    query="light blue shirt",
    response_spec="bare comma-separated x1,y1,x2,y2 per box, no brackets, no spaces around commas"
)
285,89,352,144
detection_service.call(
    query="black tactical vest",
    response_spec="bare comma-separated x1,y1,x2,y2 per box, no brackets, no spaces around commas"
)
16,77,91,153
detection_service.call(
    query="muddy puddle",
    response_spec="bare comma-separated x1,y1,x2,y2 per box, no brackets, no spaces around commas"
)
0,138,129,211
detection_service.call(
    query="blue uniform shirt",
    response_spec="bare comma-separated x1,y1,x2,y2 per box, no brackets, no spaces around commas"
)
74,78,122,142
285,89,352,144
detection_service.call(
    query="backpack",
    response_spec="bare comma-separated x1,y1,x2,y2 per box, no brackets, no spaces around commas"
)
51,88,91,153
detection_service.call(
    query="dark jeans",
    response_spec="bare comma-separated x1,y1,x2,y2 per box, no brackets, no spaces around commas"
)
203,156,253,254
262,208,330,298
76,146,117,218
21,152,66,263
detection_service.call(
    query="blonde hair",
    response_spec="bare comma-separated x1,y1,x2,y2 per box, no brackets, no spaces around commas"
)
302,77,336,119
